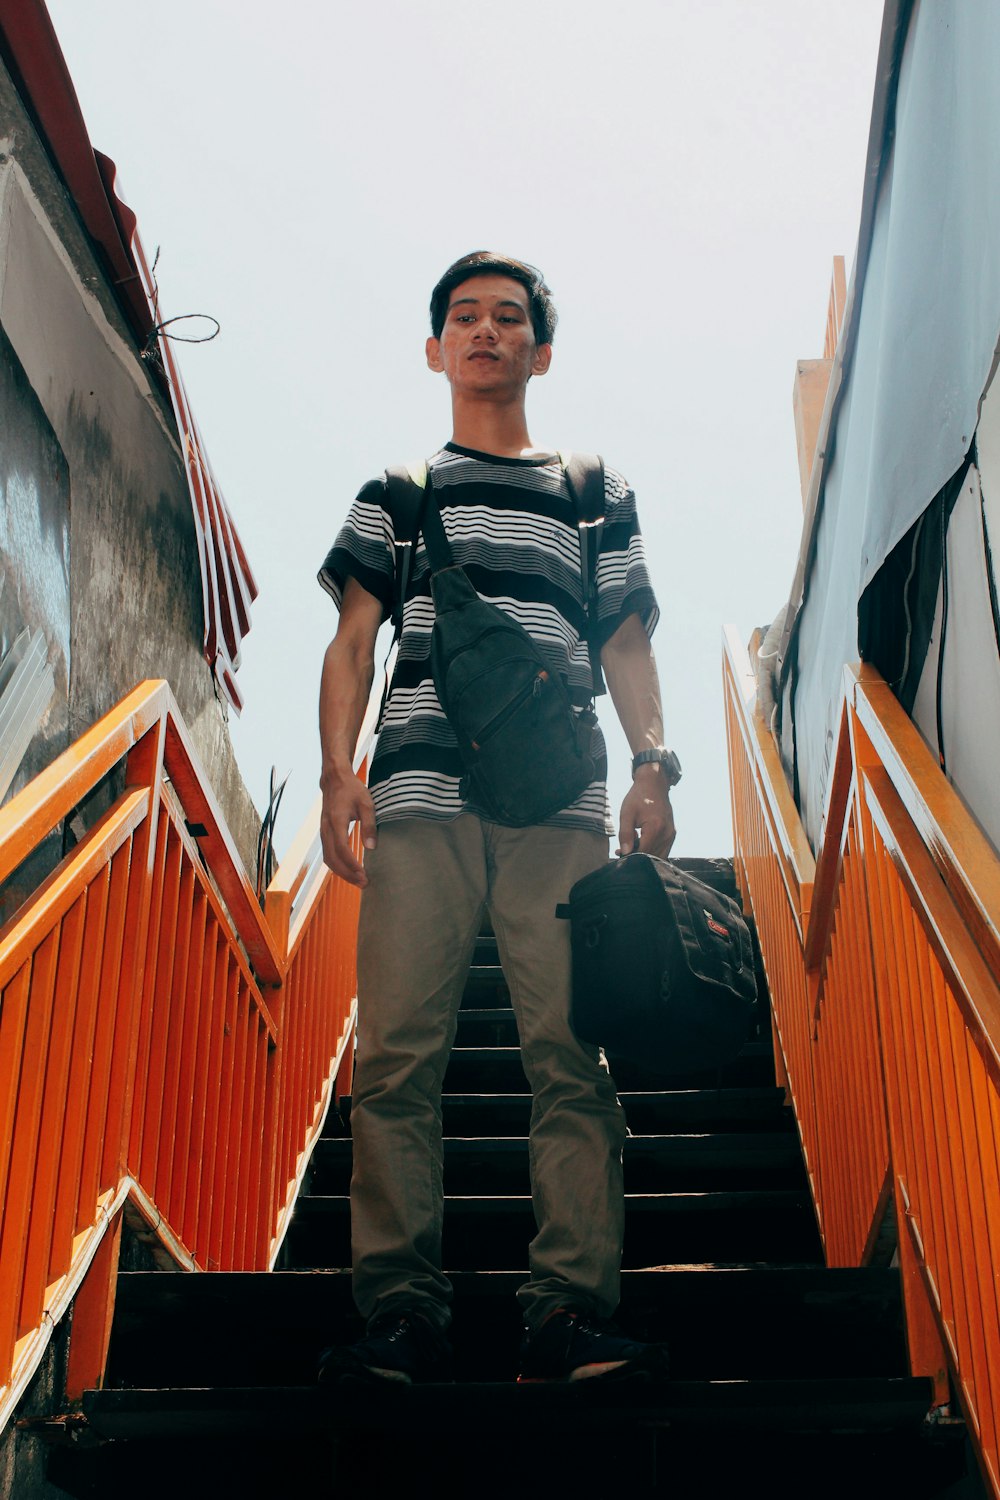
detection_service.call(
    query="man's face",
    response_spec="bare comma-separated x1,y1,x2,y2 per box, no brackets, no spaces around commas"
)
426,274,552,395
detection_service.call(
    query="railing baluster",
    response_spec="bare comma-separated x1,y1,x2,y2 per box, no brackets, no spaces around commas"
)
127,813,169,1178
183,919,218,1257
19,899,85,1333
140,828,184,1193
2,932,59,1350
229,984,256,1266
155,857,197,1215
965,1038,1000,1464
53,875,108,1270
170,887,209,1237
937,968,990,1447
0,965,34,1372
212,957,241,1265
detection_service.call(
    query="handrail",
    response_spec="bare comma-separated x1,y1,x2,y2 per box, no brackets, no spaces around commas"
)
0,681,282,984
722,625,815,940
0,680,367,1429
853,668,1000,984
723,636,1000,1498
0,681,163,887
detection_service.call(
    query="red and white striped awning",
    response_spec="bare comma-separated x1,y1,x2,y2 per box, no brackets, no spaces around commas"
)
133,232,258,713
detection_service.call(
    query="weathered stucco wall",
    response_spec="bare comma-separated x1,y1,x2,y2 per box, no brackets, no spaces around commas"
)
0,58,259,895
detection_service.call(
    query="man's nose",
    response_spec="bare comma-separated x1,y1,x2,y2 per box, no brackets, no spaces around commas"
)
473,317,499,341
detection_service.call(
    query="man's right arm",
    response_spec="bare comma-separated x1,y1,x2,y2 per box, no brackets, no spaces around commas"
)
319,575,385,888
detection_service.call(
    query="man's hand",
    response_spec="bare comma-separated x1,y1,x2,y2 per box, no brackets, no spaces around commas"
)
601,613,676,859
617,766,676,859
320,767,377,888
317,576,383,887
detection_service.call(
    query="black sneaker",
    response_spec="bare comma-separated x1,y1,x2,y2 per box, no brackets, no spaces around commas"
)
318,1309,453,1387
517,1308,668,1384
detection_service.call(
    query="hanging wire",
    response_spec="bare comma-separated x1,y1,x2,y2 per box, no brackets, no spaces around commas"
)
935,479,951,774
256,766,289,904
142,313,220,363
141,247,220,363
975,435,1000,668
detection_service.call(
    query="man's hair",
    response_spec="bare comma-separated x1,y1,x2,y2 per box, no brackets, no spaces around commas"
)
429,252,558,346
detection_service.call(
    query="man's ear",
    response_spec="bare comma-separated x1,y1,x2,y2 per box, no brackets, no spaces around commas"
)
532,343,553,378
426,336,444,373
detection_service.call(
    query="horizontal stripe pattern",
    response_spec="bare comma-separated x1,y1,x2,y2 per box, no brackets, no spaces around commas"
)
320,445,658,832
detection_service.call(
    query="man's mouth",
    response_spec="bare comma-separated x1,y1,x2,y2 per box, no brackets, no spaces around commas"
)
469,351,500,361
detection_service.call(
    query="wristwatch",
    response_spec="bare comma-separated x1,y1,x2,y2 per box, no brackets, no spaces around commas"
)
631,747,682,786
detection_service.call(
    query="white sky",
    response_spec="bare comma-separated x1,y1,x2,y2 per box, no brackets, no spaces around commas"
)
46,0,883,858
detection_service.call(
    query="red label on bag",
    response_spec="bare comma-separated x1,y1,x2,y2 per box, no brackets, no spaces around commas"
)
705,913,728,938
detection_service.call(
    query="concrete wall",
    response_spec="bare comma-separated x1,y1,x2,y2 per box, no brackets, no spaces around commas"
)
0,57,259,896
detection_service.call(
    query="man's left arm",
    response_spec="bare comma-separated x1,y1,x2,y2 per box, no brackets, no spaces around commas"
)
601,612,676,858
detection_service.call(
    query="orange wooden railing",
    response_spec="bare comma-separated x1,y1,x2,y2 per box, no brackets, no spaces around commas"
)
723,627,1000,1498
0,680,367,1428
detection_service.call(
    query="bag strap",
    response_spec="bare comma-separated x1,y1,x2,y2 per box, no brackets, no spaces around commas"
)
560,451,607,698
384,462,430,641
412,472,457,575
385,452,607,699
377,462,431,730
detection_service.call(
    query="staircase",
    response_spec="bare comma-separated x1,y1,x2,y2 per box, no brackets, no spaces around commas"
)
49,861,976,1498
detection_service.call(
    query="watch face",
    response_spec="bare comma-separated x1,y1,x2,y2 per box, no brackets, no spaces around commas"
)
633,748,681,784
661,751,681,785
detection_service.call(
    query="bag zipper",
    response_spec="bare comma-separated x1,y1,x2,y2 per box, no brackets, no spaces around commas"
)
471,671,548,751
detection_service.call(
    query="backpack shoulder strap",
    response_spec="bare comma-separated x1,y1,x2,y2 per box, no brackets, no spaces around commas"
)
384,461,429,638
375,461,432,732
559,451,607,698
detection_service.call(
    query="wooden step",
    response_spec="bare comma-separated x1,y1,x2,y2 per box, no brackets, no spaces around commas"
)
461,966,509,1008
346,1087,791,1139
452,1009,775,1060
309,1132,806,1194
284,1189,822,1270
454,1007,520,1047
83,1375,936,1440
105,1266,907,1389
71,1376,969,1500
442,1041,775,1093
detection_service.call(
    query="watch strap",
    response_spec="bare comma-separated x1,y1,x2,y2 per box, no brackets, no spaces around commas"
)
631,747,682,785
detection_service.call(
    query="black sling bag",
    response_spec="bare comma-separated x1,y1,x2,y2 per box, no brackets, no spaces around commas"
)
382,456,606,825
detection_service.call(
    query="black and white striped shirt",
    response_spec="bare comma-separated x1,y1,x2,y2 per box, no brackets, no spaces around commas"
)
319,443,659,833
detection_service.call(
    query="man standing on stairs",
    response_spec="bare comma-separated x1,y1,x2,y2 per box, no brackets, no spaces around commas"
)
316,251,678,1385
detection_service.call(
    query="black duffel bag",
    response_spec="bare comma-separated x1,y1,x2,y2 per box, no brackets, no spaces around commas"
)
557,854,757,1074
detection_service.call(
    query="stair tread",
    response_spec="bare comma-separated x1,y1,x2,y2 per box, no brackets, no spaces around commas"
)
114,1263,896,1286
441,1044,775,1092
406,1087,791,1131
329,1088,790,1138
104,1266,906,1386
83,1376,935,1439
296,1188,813,1208
450,1042,771,1061
110,1264,901,1306
316,1133,800,1155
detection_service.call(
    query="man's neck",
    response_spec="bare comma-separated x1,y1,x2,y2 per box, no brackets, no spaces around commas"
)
448,393,539,459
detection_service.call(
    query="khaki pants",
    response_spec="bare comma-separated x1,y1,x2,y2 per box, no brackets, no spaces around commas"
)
351,815,624,1332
